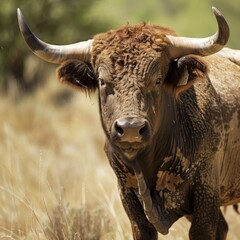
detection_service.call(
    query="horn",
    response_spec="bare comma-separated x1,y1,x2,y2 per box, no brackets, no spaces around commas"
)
167,7,230,59
17,8,93,64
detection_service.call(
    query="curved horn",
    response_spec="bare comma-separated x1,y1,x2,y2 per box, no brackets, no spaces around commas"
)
167,7,230,59
17,8,93,64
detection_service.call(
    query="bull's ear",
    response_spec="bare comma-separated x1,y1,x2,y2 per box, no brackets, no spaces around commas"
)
56,60,98,94
164,56,207,97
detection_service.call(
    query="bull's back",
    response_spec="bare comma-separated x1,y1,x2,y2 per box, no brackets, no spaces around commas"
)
206,55,240,205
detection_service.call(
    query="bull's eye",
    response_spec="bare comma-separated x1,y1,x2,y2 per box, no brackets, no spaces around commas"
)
156,78,161,85
99,78,106,86
106,83,115,96
99,78,115,96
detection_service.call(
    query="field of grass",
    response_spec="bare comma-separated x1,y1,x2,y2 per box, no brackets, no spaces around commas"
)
0,76,239,239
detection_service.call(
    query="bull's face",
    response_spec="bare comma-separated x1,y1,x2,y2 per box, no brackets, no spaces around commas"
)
88,26,177,160
57,41,171,160
57,38,209,161
17,8,229,160
96,50,170,160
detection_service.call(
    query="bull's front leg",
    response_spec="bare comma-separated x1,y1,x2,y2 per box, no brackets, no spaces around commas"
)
189,183,228,240
118,184,157,240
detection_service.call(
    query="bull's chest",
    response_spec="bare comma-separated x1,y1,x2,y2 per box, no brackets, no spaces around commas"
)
123,169,187,213
112,151,192,214
155,170,186,211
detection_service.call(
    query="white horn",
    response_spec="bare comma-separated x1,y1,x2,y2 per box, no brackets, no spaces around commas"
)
167,7,229,59
17,8,93,64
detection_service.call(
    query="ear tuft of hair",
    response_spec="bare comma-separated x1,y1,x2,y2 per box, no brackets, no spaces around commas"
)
56,60,98,95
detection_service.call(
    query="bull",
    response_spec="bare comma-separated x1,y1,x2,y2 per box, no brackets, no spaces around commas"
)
17,7,240,240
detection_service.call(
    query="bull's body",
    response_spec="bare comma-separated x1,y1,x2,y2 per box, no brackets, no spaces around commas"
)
17,7,240,239
207,56,240,207
105,54,240,239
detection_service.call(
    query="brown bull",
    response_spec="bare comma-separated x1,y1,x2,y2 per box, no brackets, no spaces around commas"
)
17,7,240,240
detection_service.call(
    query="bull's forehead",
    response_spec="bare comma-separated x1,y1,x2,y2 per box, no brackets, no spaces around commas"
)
93,23,173,50
92,23,174,70
97,52,165,85
94,44,170,88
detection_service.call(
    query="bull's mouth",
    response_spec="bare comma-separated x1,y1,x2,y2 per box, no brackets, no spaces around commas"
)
115,142,145,160
122,147,140,159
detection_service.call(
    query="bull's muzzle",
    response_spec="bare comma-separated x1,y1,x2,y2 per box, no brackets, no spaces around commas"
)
111,117,151,159
113,117,148,142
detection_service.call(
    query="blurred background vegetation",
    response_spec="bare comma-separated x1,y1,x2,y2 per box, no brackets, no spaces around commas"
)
0,0,240,97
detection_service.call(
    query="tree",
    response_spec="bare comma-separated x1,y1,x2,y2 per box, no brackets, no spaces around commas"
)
0,0,111,95
1,0,239,96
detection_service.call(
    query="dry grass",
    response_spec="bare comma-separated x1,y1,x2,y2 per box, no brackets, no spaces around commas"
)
0,76,239,239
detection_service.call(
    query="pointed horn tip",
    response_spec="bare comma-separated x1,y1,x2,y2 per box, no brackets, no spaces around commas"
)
17,8,26,32
212,6,230,41
17,8,22,20
212,6,221,14
212,6,223,18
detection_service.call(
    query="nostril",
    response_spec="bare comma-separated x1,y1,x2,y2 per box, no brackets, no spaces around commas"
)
115,122,124,136
139,124,147,136
112,118,151,142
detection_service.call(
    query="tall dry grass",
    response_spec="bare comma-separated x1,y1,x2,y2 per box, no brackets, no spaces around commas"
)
0,76,239,239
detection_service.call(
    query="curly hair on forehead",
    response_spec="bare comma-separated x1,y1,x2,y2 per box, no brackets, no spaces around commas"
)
93,22,177,62
96,23,176,41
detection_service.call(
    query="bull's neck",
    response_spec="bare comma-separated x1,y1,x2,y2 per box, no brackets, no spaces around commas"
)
139,90,198,188
156,91,180,155
138,92,172,184
110,88,207,189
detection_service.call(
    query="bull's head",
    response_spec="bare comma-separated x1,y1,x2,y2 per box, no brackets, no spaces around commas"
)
17,7,229,162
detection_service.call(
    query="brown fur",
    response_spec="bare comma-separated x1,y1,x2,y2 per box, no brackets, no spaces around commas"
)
92,23,177,66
